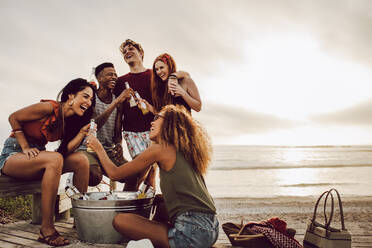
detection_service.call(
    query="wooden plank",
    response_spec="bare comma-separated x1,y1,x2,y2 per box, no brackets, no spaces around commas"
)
31,193,41,224
0,229,50,247
0,175,72,225
1,217,371,248
0,176,41,197
0,239,26,248
0,231,48,247
55,221,74,229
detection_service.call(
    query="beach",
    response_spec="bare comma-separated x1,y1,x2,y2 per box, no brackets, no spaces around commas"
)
213,195,372,247
0,194,371,247
2,145,372,247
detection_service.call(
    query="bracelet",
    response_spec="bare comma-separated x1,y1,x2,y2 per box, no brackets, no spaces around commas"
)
169,74,178,79
12,128,23,134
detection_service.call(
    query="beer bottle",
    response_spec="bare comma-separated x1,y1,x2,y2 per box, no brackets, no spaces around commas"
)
134,91,149,115
125,82,137,107
86,119,96,153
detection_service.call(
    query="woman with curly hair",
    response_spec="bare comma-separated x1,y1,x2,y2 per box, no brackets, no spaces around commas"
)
0,78,96,246
141,53,202,115
87,104,218,248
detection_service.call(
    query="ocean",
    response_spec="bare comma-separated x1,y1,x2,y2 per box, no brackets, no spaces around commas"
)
205,145,372,198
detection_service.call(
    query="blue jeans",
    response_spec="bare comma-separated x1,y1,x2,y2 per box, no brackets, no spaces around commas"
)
168,211,219,248
0,137,46,174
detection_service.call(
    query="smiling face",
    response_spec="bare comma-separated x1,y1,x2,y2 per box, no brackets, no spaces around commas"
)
155,60,169,82
97,67,117,90
122,44,143,65
69,87,94,116
150,113,165,142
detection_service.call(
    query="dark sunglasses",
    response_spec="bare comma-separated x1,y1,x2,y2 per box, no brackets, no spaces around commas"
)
153,114,165,121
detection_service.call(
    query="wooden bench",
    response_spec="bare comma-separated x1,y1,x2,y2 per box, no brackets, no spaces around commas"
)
0,175,71,224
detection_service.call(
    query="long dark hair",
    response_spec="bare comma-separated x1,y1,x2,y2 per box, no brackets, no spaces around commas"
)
56,78,96,156
151,53,177,112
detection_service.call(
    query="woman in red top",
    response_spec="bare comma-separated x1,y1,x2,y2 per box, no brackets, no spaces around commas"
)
0,78,96,246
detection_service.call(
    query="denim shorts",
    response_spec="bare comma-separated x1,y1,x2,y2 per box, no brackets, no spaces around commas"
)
168,211,219,248
0,137,46,175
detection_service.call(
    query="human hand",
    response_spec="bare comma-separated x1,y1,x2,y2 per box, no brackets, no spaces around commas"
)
111,143,128,163
168,79,186,97
86,135,103,152
80,123,97,136
138,99,154,113
23,147,40,159
116,88,134,104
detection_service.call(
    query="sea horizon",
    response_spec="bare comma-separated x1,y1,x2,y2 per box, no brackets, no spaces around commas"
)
205,145,372,198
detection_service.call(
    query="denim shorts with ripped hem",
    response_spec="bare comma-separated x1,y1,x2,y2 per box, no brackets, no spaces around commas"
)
0,137,46,175
168,211,219,248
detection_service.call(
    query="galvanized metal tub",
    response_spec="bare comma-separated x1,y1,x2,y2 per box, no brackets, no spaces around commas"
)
72,191,154,244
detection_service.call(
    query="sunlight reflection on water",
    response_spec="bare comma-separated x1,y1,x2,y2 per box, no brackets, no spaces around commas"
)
205,167,372,198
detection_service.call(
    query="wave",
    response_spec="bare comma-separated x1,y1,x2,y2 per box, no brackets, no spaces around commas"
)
280,183,348,187
210,163,372,170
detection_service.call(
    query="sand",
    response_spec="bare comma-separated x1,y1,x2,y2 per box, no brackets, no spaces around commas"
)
213,195,372,246
1,195,371,247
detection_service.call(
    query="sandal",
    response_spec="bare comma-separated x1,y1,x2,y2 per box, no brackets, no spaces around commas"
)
37,230,69,247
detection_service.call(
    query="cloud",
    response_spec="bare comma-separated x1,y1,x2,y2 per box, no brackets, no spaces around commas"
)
194,103,302,137
1,0,372,147
311,98,372,126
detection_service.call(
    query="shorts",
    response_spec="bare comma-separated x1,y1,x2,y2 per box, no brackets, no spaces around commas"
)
78,149,128,186
168,211,219,248
123,131,150,158
0,137,46,175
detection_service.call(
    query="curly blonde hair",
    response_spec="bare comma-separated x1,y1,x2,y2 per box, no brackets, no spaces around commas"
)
158,105,212,174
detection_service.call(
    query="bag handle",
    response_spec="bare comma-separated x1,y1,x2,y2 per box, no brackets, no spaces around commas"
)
310,190,331,226
235,221,247,237
324,188,346,230
323,190,334,229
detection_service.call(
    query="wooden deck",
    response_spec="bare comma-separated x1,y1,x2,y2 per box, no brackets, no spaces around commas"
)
1,195,372,247
0,217,371,247
0,217,234,247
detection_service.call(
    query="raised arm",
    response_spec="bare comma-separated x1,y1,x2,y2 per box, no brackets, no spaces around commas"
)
113,103,123,144
182,77,202,111
139,98,155,114
87,135,161,181
95,88,134,129
173,70,190,79
9,102,54,158
168,77,202,112
65,123,91,153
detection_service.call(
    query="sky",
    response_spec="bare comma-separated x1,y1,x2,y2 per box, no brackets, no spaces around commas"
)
1,0,372,146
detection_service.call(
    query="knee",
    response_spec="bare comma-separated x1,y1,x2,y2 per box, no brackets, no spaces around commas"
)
89,165,102,186
113,214,123,232
45,152,64,171
113,213,131,233
70,153,90,172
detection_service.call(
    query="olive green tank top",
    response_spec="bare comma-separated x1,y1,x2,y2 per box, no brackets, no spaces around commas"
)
159,151,216,220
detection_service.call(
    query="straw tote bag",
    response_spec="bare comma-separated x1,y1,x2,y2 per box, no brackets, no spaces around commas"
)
303,188,351,248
